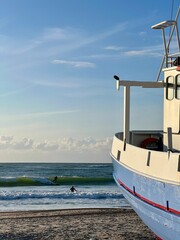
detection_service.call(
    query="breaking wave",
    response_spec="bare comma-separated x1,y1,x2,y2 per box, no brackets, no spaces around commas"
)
0,190,124,201
0,176,114,187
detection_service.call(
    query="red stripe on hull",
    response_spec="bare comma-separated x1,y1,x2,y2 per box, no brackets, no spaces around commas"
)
117,179,180,216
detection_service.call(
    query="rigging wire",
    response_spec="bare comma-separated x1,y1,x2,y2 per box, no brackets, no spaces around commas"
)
168,0,175,54
169,0,175,38
170,0,175,20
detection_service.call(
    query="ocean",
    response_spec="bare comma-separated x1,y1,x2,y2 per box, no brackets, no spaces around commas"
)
0,163,129,211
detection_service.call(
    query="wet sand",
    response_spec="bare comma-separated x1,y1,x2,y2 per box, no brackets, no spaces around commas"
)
0,208,156,239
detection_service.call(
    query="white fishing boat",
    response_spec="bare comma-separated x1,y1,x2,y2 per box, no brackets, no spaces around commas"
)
111,7,180,240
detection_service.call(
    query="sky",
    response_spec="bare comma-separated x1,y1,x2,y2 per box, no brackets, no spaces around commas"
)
0,0,179,162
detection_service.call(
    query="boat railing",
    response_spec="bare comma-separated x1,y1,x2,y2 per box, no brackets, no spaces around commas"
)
115,130,163,150
167,53,180,67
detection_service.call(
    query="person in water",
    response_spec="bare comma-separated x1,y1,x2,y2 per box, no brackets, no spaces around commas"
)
53,176,58,183
70,186,77,192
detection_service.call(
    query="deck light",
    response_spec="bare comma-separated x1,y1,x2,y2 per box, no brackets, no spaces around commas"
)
114,75,120,91
114,75,119,80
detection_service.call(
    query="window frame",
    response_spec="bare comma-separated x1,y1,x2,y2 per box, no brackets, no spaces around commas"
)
175,74,180,99
166,76,174,100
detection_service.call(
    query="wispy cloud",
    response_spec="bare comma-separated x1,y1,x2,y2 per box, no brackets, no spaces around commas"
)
139,31,147,37
104,45,125,51
0,110,81,121
33,79,81,88
52,59,95,68
0,22,127,58
78,22,127,46
41,23,127,51
0,37,41,56
124,44,163,57
124,50,161,57
0,85,33,97
123,36,179,57
21,110,81,117
41,27,80,42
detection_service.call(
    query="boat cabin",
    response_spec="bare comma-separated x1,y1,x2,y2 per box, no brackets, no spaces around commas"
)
114,18,180,152
164,64,180,152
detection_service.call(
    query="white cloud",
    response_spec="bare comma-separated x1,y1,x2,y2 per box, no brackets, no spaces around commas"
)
0,136,13,142
36,141,59,151
104,45,124,51
59,137,112,152
0,136,13,149
0,135,112,153
52,59,95,68
12,138,33,150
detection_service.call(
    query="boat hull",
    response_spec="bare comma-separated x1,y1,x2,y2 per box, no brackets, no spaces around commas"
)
112,156,180,240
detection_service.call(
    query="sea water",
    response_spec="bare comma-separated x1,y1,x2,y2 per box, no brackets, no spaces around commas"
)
0,163,129,211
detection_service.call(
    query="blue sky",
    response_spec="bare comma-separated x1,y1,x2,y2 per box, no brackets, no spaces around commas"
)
0,0,179,162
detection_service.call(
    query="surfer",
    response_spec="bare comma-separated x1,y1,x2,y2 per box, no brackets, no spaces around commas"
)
70,186,77,193
53,176,58,183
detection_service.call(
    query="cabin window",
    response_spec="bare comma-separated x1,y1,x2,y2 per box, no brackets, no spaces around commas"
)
166,76,174,100
175,75,180,99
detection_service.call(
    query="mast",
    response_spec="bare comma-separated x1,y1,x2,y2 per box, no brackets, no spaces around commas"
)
152,7,180,81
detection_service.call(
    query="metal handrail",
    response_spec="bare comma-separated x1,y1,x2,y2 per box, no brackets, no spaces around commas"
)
156,7,180,81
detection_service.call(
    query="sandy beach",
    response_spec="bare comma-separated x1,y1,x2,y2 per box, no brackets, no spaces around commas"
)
0,208,156,240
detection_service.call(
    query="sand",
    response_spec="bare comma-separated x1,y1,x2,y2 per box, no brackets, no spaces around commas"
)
0,208,156,240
